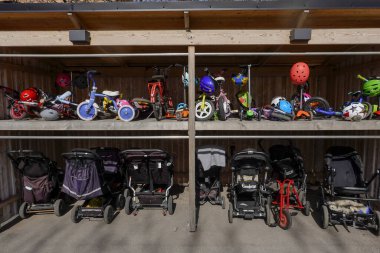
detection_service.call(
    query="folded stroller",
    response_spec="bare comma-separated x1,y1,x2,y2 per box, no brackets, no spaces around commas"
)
196,146,226,208
62,148,125,224
120,149,174,215
7,150,66,219
228,149,274,225
320,146,380,235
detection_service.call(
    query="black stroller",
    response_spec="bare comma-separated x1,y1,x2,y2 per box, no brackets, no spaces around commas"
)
319,146,380,235
120,149,174,215
7,150,66,219
228,149,273,224
196,146,226,208
266,140,310,216
62,148,125,224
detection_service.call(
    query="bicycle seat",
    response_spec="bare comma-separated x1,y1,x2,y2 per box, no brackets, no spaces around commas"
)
102,90,120,97
214,76,225,83
151,75,165,81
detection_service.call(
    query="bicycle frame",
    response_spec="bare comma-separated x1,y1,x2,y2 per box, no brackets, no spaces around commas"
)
148,81,164,104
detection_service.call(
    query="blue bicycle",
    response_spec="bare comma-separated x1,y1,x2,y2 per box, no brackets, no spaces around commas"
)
77,70,136,121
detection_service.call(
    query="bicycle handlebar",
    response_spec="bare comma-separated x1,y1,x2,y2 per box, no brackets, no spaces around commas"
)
357,74,368,82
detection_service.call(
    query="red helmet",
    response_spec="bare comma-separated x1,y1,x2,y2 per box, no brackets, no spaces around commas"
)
55,73,71,88
290,62,310,85
20,88,39,102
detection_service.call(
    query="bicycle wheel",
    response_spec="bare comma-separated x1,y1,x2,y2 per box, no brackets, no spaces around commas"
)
77,101,98,121
218,96,227,121
118,105,136,122
362,102,373,120
195,99,215,121
153,89,163,121
303,97,331,119
10,103,28,120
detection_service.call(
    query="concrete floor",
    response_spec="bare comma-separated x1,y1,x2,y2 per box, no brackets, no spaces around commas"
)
0,188,379,253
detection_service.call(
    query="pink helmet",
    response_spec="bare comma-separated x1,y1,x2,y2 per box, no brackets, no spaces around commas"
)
55,73,71,88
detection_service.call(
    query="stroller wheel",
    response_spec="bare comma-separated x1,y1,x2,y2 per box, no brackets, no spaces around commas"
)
71,205,81,224
103,205,115,224
19,202,29,219
321,205,329,229
54,199,66,217
278,209,292,230
167,195,174,215
303,201,311,216
124,189,130,198
125,196,133,215
228,203,233,224
374,211,380,236
116,194,126,210
221,196,226,209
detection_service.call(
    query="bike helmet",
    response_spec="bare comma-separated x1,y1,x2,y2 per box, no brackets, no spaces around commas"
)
182,72,189,87
231,73,248,87
290,62,310,85
278,100,293,114
362,79,380,97
20,87,38,102
40,109,60,121
73,74,88,89
176,103,188,111
271,96,286,108
342,103,366,121
55,73,71,88
199,76,215,94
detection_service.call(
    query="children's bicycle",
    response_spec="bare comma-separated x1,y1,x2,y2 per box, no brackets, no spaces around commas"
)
357,74,380,117
148,65,176,121
195,68,231,121
76,70,136,121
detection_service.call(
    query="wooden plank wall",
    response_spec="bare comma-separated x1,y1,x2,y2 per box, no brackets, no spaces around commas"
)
1,56,380,222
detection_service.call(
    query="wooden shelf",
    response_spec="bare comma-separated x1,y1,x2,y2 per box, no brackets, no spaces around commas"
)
0,118,379,132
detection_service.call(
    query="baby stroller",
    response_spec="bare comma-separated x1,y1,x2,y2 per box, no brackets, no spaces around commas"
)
62,148,125,224
228,149,273,225
319,146,380,235
196,146,226,208
7,150,66,219
120,149,174,215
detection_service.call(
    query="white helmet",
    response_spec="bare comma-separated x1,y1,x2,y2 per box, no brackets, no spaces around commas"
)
40,109,60,121
271,96,286,107
342,103,366,121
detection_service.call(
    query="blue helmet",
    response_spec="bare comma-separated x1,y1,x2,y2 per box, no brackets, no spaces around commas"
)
278,100,293,114
200,76,215,94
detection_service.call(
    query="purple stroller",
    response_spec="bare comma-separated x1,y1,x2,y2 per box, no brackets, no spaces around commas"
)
61,148,125,224
7,150,66,219
120,149,174,215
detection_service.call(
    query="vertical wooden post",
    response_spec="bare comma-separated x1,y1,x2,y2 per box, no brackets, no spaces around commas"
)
188,46,196,232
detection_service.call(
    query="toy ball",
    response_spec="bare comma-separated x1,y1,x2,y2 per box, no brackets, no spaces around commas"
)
342,103,366,121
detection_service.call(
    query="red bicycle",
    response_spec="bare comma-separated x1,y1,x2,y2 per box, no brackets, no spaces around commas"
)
147,65,176,121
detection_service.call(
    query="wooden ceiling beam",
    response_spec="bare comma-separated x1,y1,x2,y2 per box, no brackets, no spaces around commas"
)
1,29,380,47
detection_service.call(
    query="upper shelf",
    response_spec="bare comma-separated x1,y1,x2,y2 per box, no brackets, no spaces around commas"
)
0,118,379,132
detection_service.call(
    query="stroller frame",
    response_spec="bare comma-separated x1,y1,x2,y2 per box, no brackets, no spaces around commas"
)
7,150,66,218
62,149,125,224
319,146,380,235
120,149,174,216
228,149,272,224
196,146,226,208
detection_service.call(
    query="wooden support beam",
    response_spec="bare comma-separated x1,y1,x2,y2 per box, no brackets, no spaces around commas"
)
0,195,18,209
1,29,380,47
184,11,190,32
188,45,196,232
296,9,309,28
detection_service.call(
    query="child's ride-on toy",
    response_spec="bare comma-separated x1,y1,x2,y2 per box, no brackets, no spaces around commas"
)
76,70,136,122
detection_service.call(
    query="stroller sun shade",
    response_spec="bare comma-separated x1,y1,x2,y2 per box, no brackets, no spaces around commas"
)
91,147,121,174
231,149,271,172
62,149,104,200
325,146,364,188
197,146,226,174
7,150,51,178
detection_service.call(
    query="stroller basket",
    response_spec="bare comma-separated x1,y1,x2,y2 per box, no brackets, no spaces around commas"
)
62,149,104,200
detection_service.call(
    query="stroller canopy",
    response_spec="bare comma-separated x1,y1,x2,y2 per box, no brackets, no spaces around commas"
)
91,147,121,174
7,150,54,178
231,149,271,173
197,146,226,172
268,144,305,179
325,146,364,188
120,149,172,163
61,149,104,200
